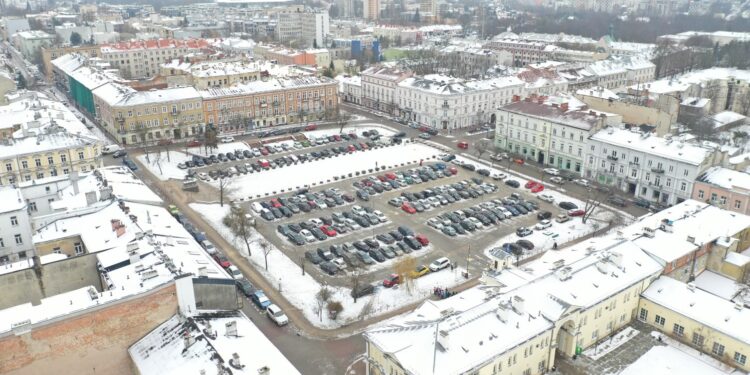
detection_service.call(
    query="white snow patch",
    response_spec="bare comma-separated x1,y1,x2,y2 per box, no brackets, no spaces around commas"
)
583,326,639,360
136,150,192,181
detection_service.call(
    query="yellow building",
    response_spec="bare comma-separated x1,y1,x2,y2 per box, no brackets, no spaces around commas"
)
639,276,750,372
92,82,204,145
160,59,266,89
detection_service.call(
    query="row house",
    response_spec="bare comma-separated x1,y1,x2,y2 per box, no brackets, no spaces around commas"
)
100,38,211,79
361,66,412,115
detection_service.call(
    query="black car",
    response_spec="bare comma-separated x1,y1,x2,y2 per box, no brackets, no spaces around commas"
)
320,261,338,275
634,198,650,208
608,196,628,207
305,250,323,264
364,238,380,249
397,226,414,237
558,201,578,210
461,164,476,171
477,169,490,176
329,244,346,257
351,284,375,298
317,247,335,261
369,249,386,262
376,233,395,244
353,241,369,252
236,279,254,297
537,211,552,220
404,236,422,250
505,180,520,188
389,231,404,241
311,227,327,241
277,224,291,236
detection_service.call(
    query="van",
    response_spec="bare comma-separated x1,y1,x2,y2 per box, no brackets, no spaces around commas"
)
457,141,469,149
103,144,122,154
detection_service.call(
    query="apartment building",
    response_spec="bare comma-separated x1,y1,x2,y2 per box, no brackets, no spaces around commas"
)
396,74,524,130
363,0,379,20
275,11,329,48
693,167,750,215
93,83,204,145
12,30,55,61
0,187,34,263
160,59,265,89
100,38,210,79
200,76,338,134
361,66,411,115
585,127,723,206
494,95,611,173
41,44,101,79
483,36,552,67
576,87,678,136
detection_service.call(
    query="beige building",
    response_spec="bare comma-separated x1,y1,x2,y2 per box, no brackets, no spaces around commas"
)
639,276,750,373
100,38,211,79
40,44,102,79
160,59,265,89
576,87,678,136
363,0,380,20
693,167,750,216
93,82,204,145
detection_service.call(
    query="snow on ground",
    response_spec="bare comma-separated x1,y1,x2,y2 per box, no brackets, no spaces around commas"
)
584,326,639,360
191,203,466,330
136,150,192,181
304,123,396,139
621,338,739,375
220,142,440,200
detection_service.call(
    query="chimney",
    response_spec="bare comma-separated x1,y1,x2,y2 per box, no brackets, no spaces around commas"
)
70,171,80,194
258,366,271,375
225,321,238,337
560,102,569,112
596,260,609,274
127,242,140,264
511,296,525,314
85,191,97,206
183,331,195,349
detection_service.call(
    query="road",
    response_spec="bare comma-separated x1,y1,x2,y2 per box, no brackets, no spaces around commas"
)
2,41,35,86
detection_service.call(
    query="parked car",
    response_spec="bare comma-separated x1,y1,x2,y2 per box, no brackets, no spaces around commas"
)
607,196,628,207
549,176,565,184
351,284,375,298
537,211,552,220
320,261,339,275
266,304,289,326
558,201,578,210
537,194,554,203
543,168,560,176
411,265,431,278
568,209,585,217
457,141,469,149
383,274,401,287
213,253,231,268
428,257,451,272
221,136,235,143
251,290,272,309
304,250,323,264
236,278,254,297
634,198,651,208
516,227,533,237
555,214,570,223
574,178,590,187
535,220,552,230
227,265,243,280
505,180,520,188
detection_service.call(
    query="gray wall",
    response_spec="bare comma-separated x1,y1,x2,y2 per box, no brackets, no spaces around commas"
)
193,278,239,311
0,254,101,309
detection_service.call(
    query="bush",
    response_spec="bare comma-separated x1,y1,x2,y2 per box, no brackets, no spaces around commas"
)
327,300,344,319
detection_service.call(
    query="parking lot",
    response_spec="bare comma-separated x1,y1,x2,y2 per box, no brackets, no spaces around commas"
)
246,158,570,287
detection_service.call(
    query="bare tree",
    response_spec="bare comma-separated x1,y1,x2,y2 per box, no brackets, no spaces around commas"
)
336,109,352,133
475,139,491,159
393,256,417,294
218,177,237,207
349,269,363,303
315,286,332,322
203,124,219,154
259,238,273,270
223,205,254,257
582,187,605,224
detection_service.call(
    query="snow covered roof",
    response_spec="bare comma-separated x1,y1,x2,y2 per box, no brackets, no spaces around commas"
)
634,67,750,94
620,345,729,375
500,97,605,131
642,276,750,345
398,74,524,96
576,86,619,100
623,200,750,263
0,131,100,160
162,59,273,78
693,270,743,301
697,166,750,192
590,127,713,165
93,83,200,107
0,187,26,214
200,76,335,99
129,312,301,375
368,239,662,375
711,111,746,127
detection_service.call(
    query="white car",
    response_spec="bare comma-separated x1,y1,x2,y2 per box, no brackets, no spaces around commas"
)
535,219,552,230
300,229,315,243
574,178,590,187
427,218,443,229
373,210,388,223
550,176,565,184
198,172,209,181
491,172,507,180
266,304,289,326
309,218,324,226
227,265,243,280
429,257,451,272
543,168,560,176
352,205,366,216
537,193,555,203
221,136,235,143
332,258,347,270
468,217,483,229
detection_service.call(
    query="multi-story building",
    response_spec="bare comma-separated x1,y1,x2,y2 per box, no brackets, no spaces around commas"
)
200,76,338,134
361,66,411,115
41,44,101,79
0,187,34,263
585,127,724,206
160,59,266,89
100,38,211,79
363,0,379,20
11,30,55,61
576,87,678,136
483,35,552,67
495,95,611,173
335,74,362,104
93,83,204,145
396,74,524,130
693,167,750,215
0,92,103,186
300,11,329,49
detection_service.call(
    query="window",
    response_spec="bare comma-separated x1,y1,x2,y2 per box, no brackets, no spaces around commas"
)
734,352,746,365
698,190,704,199
14,234,22,245
711,193,718,202
736,200,742,209
692,332,705,347
60,154,66,163
47,156,54,165
680,182,687,192
78,152,84,160
35,158,41,167
53,247,62,254
672,324,684,337
538,360,546,372
654,315,665,326
522,369,531,375
0,238,3,247
721,196,727,205
74,242,84,255
29,202,36,211
713,343,725,356
21,160,28,169
10,216,18,226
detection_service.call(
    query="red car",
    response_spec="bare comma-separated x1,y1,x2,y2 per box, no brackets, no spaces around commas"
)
260,147,269,156
333,134,341,141
530,184,545,193
304,124,318,131
448,167,458,175
348,133,358,139
377,175,387,182
402,203,416,214
257,159,270,168
457,141,469,149
360,143,369,149
568,209,585,217
213,253,231,268
157,139,173,146
320,225,337,237
347,144,356,152
385,172,397,180
383,274,401,288
270,198,282,208
525,181,539,189
514,158,525,165
415,234,429,246
186,140,202,147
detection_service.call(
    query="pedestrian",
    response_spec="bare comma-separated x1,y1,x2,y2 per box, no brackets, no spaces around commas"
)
553,241,558,250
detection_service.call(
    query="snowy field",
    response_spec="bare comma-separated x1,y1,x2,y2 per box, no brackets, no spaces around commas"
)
304,123,396,139
220,142,441,200
191,203,467,329
136,151,192,181
186,141,251,157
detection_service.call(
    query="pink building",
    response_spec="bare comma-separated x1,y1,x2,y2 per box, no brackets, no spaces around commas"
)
692,166,750,215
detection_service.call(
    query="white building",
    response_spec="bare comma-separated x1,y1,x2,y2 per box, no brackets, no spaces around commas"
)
12,30,55,61
0,187,34,263
301,12,329,49
495,95,613,173
585,127,723,206
361,65,411,115
397,74,524,130
335,74,362,104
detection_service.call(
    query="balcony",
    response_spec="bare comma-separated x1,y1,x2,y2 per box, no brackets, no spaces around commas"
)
115,117,125,124
651,168,665,174
606,155,619,161
170,110,180,116
441,103,449,109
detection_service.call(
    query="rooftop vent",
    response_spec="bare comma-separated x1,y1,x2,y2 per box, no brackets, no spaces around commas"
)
225,320,238,337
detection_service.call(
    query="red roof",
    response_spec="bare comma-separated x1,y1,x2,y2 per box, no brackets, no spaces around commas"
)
104,38,209,51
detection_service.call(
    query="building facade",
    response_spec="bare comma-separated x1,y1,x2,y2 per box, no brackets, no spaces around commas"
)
692,167,750,215
100,38,210,79
0,187,34,263
12,30,55,61
361,66,411,115
585,127,722,205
